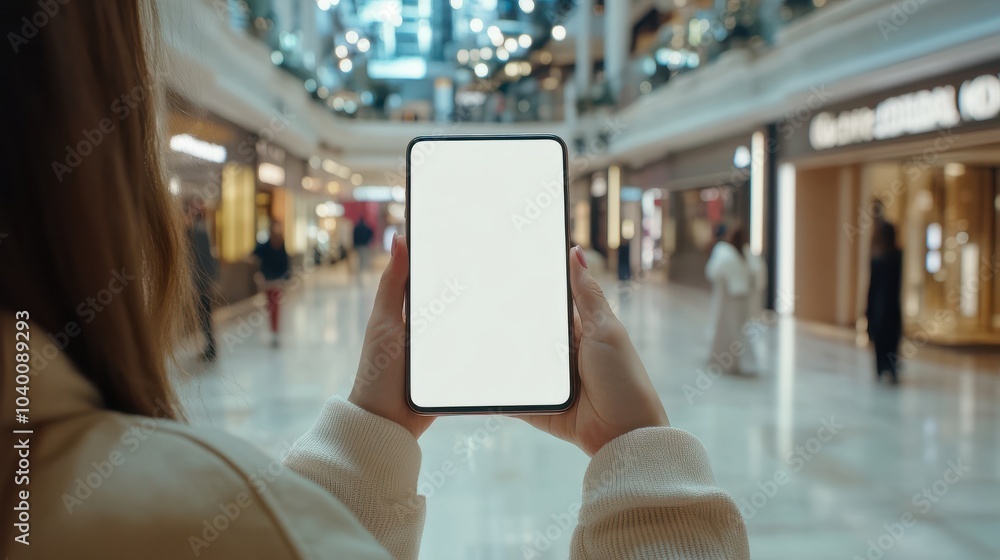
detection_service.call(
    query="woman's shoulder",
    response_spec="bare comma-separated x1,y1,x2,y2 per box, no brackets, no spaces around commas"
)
27,411,385,559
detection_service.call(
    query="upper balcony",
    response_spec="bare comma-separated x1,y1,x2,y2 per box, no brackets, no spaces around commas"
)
160,0,1000,179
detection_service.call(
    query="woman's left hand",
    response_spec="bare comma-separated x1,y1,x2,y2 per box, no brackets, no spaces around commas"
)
348,235,434,439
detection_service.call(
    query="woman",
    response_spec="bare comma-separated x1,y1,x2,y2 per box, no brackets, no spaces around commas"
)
0,1,749,558
705,227,758,374
185,199,220,361
866,220,903,384
253,220,291,347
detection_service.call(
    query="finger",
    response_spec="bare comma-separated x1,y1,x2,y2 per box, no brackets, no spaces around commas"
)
371,234,408,324
572,304,582,352
569,246,617,333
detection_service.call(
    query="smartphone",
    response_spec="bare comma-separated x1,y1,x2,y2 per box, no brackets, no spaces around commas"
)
405,134,576,415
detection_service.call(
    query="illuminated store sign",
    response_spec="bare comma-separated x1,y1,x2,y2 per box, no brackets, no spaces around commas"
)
809,72,1000,150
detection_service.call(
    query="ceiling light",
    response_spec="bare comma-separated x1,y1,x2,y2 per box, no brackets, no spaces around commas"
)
504,62,519,77
518,34,532,48
351,173,364,186
519,61,531,75
270,51,284,65
519,0,535,13
335,45,348,58
450,0,463,7
345,30,359,44
539,51,552,64
470,18,483,32
357,38,370,52
457,49,469,64
474,62,489,78
258,163,286,186
504,37,518,52
170,134,227,163
339,58,353,72
552,25,566,41
317,0,333,10
496,48,509,61
480,47,492,60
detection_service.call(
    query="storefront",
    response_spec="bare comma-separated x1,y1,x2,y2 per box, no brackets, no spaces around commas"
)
777,60,1000,344
629,130,772,289
166,105,319,306
166,108,259,304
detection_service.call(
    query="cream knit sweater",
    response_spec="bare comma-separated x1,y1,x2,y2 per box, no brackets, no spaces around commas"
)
285,397,750,559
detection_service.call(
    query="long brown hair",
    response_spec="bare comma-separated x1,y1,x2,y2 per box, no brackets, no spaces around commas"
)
0,0,191,420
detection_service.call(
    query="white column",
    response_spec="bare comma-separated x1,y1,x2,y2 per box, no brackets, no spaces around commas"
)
604,0,628,94
564,79,578,126
299,0,319,70
574,0,592,96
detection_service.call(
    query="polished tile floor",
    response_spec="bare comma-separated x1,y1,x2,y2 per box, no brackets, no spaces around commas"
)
177,260,1000,560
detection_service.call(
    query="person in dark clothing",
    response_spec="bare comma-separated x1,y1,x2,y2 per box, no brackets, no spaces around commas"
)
185,201,219,362
253,221,291,347
866,220,903,384
352,218,374,275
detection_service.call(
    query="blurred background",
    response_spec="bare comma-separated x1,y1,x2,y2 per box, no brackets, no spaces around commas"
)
162,0,1000,558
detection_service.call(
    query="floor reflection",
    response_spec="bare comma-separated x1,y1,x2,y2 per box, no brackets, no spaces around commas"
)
177,262,1000,560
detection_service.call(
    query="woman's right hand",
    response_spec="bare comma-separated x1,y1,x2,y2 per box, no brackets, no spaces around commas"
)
522,247,669,456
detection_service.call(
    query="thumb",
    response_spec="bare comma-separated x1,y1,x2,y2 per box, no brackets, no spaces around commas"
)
569,246,617,335
371,234,408,324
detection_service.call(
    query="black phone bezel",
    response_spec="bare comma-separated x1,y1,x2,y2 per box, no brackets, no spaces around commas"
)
404,133,578,416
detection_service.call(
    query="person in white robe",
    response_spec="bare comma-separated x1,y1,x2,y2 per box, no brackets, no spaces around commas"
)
705,227,759,374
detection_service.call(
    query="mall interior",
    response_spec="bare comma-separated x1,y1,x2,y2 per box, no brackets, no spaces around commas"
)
75,0,1000,557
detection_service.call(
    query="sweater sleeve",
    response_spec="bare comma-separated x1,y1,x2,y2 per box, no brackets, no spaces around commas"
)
571,427,750,559
283,397,425,560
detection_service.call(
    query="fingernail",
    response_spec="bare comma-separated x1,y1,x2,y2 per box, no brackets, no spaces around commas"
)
391,232,399,257
575,246,588,269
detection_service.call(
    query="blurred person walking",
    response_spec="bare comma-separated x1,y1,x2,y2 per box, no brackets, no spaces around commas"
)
184,199,219,362
353,217,374,275
866,220,903,384
0,1,749,557
253,221,291,347
705,226,758,373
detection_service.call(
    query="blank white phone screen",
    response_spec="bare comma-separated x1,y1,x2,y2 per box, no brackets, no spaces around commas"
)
408,137,571,410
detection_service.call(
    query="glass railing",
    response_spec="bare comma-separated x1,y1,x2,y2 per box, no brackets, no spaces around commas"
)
617,0,843,109
217,0,843,122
